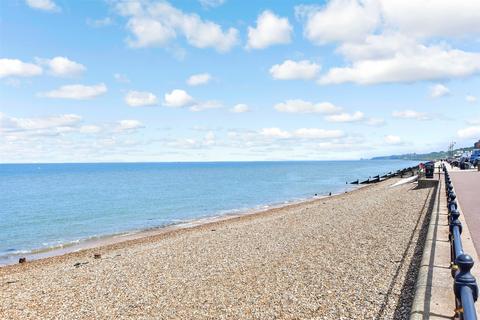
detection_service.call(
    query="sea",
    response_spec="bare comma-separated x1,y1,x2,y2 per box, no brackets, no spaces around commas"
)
0,160,419,265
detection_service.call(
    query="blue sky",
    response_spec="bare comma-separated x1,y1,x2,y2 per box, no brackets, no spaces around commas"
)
0,0,479,163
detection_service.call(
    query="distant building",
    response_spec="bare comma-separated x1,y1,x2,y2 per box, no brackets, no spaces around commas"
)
475,140,480,149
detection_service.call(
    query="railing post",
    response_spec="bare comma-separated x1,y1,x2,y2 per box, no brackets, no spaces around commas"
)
450,209,463,277
454,254,479,319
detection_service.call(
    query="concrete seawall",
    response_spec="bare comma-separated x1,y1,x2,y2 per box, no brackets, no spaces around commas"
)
410,164,480,319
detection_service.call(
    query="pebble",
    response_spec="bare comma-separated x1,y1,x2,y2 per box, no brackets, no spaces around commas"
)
0,179,432,319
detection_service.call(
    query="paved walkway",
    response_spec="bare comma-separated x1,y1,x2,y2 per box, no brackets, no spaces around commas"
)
450,170,480,255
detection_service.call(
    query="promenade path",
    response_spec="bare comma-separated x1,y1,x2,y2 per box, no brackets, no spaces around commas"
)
449,169,480,254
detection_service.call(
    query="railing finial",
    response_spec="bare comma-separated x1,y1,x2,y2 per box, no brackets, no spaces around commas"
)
454,254,479,302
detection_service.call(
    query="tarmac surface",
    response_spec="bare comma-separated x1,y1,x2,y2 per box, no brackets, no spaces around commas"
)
450,170,480,254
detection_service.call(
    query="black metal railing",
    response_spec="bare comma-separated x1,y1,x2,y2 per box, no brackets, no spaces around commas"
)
444,165,478,319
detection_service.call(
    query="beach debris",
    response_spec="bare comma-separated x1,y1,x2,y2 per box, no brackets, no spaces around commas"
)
211,229,216,232
390,175,419,188
18,257,26,264
94,253,101,259
6,280,18,284
73,262,89,268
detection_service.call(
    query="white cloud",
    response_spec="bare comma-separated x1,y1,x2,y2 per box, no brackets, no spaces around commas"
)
293,128,345,139
190,100,222,112
187,73,212,86
466,95,477,103
0,58,43,78
336,33,413,61
163,89,194,108
260,128,292,139
125,17,176,48
430,84,450,98
384,135,402,145
79,125,102,134
114,73,130,83
392,110,431,121
380,0,480,39
467,118,480,125
125,91,158,107
231,104,250,113
297,1,480,44
247,11,292,49
260,127,345,140
320,37,480,85
274,99,341,114
0,112,82,131
204,131,216,145
457,126,480,139
269,60,321,80
295,1,379,45
25,0,60,12
325,111,364,123
117,120,144,131
41,83,107,100
36,56,86,77
365,117,386,126
116,1,238,52
198,0,225,8
293,0,480,85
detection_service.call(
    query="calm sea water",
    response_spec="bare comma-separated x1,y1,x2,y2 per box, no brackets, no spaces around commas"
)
0,160,418,264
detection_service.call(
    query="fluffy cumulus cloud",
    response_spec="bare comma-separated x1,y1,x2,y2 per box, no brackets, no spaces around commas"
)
294,1,480,85
466,95,477,103
274,99,341,114
430,84,450,98
231,104,250,113
247,11,292,49
163,89,194,108
269,60,321,80
295,1,379,45
187,73,212,86
380,0,480,38
40,83,107,100
319,36,480,85
457,126,480,139
325,111,364,123
0,58,43,78
36,56,86,77
297,0,480,44
392,110,432,121
384,135,403,145
115,1,238,52
125,90,158,107
25,0,60,12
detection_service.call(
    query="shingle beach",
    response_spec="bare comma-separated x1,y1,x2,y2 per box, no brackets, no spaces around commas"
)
0,178,434,319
